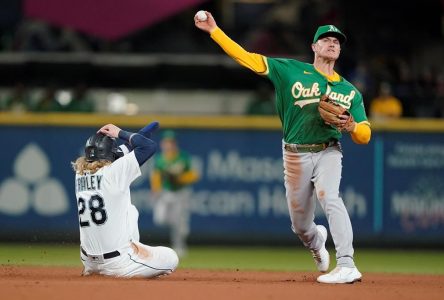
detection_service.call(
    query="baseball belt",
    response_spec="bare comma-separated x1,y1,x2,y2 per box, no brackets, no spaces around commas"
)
284,140,339,153
81,247,120,263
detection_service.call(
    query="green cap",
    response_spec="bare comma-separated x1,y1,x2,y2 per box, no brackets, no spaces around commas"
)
313,25,347,44
161,130,176,140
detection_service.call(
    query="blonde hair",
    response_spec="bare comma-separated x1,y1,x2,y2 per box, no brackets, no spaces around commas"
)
72,156,112,175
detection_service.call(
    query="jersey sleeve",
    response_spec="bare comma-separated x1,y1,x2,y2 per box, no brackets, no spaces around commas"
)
104,151,141,191
210,27,267,74
351,122,371,144
349,91,369,124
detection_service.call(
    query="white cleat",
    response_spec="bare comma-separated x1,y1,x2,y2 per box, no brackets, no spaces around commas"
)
317,266,362,284
310,225,330,273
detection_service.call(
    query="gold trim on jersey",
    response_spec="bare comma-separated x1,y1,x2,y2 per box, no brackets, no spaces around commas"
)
261,56,270,76
315,67,340,82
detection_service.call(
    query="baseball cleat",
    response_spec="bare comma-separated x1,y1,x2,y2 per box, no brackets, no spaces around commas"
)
310,225,330,273
317,266,362,284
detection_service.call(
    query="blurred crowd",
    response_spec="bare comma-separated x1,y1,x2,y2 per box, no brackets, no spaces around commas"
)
0,83,95,113
0,83,146,115
0,0,442,118
349,61,444,119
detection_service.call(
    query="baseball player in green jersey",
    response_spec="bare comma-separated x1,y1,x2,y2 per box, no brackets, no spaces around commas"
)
150,130,199,257
195,12,371,284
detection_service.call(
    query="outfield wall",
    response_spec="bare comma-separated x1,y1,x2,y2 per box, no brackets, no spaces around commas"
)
0,113,443,245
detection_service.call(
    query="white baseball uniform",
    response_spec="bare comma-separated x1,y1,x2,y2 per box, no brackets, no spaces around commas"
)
76,151,179,278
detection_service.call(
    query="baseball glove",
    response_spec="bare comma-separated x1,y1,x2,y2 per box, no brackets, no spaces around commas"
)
318,95,354,131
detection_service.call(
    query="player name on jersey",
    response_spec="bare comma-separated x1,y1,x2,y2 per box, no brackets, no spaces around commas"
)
76,174,103,193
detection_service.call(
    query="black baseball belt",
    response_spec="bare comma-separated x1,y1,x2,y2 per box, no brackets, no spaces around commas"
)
284,140,340,153
81,247,120,260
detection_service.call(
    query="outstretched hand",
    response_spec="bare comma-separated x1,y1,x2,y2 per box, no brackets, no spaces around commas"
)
194,11,218,33
98,124,121,138
139,121,159,139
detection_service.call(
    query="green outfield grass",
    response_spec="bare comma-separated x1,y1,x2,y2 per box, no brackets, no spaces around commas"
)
0,244,443,274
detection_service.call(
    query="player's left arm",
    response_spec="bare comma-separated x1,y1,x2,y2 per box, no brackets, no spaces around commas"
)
99,124,157,166
99,124,157,190
346,93,371,144
176,154,199,185
118,130,157,166
119,121,159,155
177,171,199,185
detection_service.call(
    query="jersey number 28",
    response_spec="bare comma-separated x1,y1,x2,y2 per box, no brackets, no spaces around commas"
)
77,195,108,227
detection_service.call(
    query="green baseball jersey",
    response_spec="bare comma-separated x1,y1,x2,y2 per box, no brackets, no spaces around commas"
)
265,58,368,144
154,151,191,191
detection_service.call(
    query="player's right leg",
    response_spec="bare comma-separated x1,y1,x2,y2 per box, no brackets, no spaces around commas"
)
282,146,329,272
124,241,179,278
96,242,179,278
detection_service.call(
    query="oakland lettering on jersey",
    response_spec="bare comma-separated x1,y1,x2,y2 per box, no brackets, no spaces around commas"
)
76,175,103,192
291,82,321,99
327,89,355,109
291,81,356,109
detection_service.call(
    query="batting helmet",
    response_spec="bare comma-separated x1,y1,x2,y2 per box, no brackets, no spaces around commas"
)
85,133,120,162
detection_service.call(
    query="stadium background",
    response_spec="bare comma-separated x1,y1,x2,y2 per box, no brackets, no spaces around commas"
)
0,0,443,259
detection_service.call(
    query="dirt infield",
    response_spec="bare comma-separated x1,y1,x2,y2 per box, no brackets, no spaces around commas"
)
1,266,443,300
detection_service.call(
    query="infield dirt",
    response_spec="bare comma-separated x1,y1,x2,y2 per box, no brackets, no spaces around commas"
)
1,266,443,300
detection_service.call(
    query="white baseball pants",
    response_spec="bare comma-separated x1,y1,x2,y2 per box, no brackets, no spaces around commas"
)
81,204,179,278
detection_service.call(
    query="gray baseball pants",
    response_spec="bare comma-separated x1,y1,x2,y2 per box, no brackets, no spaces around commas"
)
283,142,355,268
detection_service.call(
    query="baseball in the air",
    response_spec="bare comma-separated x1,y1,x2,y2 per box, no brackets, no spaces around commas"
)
195,10,207,21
